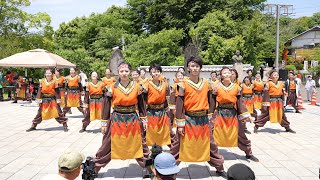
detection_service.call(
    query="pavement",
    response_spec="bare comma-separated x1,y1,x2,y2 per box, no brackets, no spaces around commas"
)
0,101,319,180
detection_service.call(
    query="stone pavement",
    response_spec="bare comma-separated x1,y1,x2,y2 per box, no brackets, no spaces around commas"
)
0,101,319,180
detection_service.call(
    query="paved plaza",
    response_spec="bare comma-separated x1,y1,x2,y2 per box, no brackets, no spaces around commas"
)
0,101,319,180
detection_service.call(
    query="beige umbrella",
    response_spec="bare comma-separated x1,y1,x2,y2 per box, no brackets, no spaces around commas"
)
0,49,76,68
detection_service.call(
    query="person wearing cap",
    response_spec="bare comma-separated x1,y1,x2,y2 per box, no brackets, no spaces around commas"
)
42,150,84,180
154,152,180,180
305,75,316,102
227,163,255,180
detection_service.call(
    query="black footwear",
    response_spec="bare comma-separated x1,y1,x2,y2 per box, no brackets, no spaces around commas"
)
286,128,296,133
12,100,17,103
79,128,86,133
216,171,227,178
296,110,301,113
246,155,259,162
244,129,251,134
26,127,36,132
64,127,69,132
253,127,258,134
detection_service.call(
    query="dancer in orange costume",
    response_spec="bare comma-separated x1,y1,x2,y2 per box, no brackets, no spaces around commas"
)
63,67,84,116
253,74,264,110
213,67,258,161
144,64,175,146
26,69,68,132
254,70,296,134
80,72,105,133
94,62,150,174
101,68,115,87
170,56,226,177
54,69,66,108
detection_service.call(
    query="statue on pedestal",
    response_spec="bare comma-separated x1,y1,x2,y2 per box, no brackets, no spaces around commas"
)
232,50,243,65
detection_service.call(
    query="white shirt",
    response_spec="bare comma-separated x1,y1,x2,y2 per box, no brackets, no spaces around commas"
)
79,72,88,87
305,79,315,90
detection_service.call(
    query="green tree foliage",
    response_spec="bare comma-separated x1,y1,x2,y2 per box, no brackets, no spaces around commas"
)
125,28,184,67
0,0,53,59
127,0,265,34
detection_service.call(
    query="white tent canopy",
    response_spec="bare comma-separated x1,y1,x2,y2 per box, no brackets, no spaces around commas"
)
0,49,76,68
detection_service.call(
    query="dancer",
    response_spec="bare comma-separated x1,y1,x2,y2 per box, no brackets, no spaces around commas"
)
241,76,254,115
210,71,220,86
94,62,150,173
101,68,115,87
26,69,68,132
170,56,226,177
231,69,241,86
80,72,105,133
144,64,174,146
63,67,84,116
213,67,258,161
168,71,185,129
240,76,254,134
139,68,148,84
285,71,301,113
246,69,254,81
54,69,66,108
13,76,29,103
254,70,296,134
131,69,140,82
253,74,264,110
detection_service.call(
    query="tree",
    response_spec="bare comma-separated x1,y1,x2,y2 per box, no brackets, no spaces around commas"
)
0,0,53,58
125,28,184,67
127,0,266,34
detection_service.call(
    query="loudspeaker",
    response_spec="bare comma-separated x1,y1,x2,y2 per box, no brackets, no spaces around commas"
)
279,69,288,81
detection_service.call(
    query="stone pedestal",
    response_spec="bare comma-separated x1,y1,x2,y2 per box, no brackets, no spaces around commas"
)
109,47,124,76
233,63,245,82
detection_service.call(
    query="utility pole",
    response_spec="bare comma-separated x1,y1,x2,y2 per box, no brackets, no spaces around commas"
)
264,4,294,70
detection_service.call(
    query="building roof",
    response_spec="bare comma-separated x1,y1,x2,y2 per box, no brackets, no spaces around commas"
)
286,26,320,44
139,64,253,72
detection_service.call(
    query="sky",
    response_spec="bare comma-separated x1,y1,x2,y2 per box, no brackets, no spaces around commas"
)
267,0,320,17
25,0,127,30
24,0,320,30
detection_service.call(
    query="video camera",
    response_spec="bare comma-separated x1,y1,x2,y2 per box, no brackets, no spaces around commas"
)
145,144,163,167
82,156,97,180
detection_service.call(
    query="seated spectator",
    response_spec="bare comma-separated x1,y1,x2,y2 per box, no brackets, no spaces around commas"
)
154,152,181,180
227,163,255,180
42,150,84,180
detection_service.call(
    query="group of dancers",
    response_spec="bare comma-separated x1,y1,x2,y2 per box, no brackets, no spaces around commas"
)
25,56,297,177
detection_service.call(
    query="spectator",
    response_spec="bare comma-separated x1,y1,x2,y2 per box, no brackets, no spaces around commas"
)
154,152,180,180
0,69,4,101
79,70,88,91
305,75,316,101
42,150,84,180
295,74,302,95
227,163,255,180
5,71,14,100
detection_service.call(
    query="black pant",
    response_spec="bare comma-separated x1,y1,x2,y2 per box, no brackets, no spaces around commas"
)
0,88,3,101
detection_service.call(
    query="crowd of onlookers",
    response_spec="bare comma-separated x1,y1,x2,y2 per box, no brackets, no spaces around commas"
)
0,69,38,102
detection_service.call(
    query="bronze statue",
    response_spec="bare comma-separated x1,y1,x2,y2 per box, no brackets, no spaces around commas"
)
232,50,243,64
